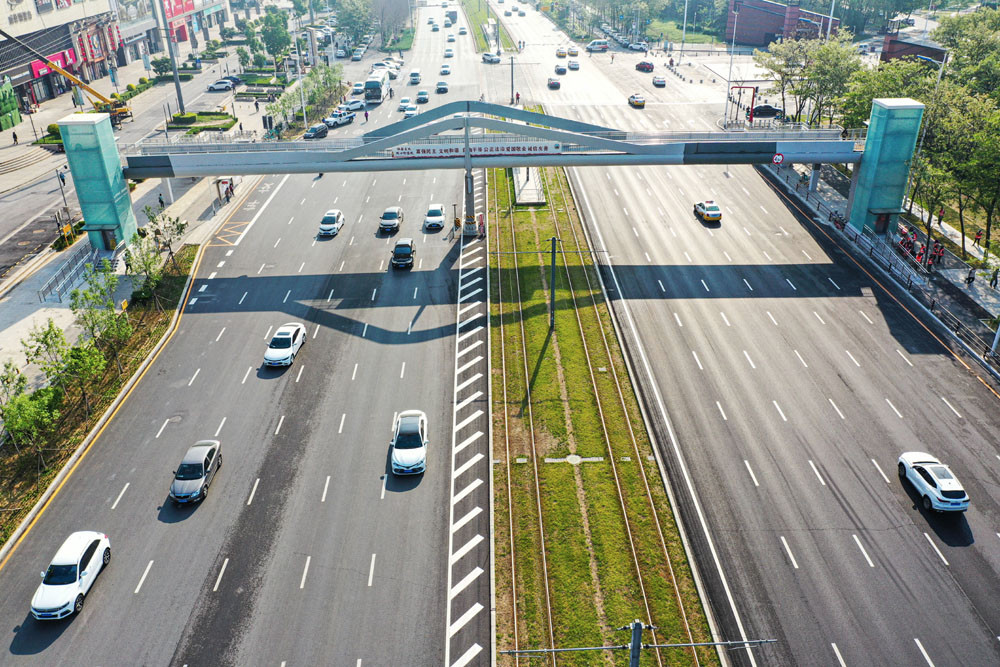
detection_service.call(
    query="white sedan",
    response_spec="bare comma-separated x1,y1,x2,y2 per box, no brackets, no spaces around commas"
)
352,82,365,94
390,409,428,475
444,48,454,58
403,104,419,118
397,97,412,111
264,323,306,366
31,532,111,620
440,63,451,75
898,452,970,512
318,209,345,236
340,99,367,111
424,203,445,229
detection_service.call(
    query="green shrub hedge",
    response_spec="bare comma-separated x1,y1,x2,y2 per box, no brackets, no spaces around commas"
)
156,73,194,82
171,112,198,125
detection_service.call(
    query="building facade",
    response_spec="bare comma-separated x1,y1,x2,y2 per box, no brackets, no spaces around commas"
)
725,0,840,47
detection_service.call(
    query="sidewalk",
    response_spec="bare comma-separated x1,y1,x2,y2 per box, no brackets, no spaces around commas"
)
0,166,238,389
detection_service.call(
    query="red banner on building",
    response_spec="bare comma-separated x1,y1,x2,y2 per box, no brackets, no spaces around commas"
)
31,49,79,78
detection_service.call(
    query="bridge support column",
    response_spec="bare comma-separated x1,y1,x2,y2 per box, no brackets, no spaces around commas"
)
846,98,923,234
809,163,821,192
59,113,138,253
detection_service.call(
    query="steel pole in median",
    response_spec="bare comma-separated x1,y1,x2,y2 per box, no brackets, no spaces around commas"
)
152,0,185,114
678,0,689,64
723,2,741,129
550,236,558,329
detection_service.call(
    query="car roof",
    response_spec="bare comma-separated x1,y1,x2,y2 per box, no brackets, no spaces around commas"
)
396,237,415,246
182,440,219,464
275,323,303,335
51,531,103,565
398,414,422,433
323,209,342,217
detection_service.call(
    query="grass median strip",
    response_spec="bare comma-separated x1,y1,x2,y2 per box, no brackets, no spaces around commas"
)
490,165,718,665
459,0,516,52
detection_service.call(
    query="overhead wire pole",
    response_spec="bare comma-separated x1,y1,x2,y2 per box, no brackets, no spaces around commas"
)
723,1,741,130
151,0,185,114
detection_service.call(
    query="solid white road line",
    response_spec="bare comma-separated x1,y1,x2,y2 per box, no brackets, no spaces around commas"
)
213,558,229,591
188,368,200,386
156,419,169,439
808,460,827,486
794,350,809,368
352,363,358,380
241,366,252,384
300,556,311,589
452,506,483,533
828,398,845,419
275,415,285,435
239,291,247,305
886,398,903,419
111,483,129,510
871,459,891,484
897,349,914,366
691,350,703,370
295,366,304,383
744,460,759,487
780,536,799,569
339,414,346,434
673,312,683,327
449,602,484,637
845,350,861,367
134,560,154,594
743,278,753,291
716,401,727,421
743,350,756,369
767,311,778,326
246,478,260,506
940,397,962,418
773,401,788,422
829,278,841,290
453,453,484,479
450,566,484,599
924,533,949,565
853,534,875,567
720,312,731,327
813,311,825,325
450,534,484,565
453,478,483,504
322,476,330,502
216,327,226,342
831,643,847,667
367,554,376,586
914,638,936,667
786,278,797,290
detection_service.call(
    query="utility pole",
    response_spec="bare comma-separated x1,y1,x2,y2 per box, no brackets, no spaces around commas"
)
509,56,515,104
679,0,689,64
152,0,185,113
723,1,742,129
549,236,558,329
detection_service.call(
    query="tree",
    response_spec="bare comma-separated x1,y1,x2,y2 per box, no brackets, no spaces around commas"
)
753,38,812,121
69,260,131,376
261,8,292,69
22,319,70,395
142,205,188,271
969,111,1000,263
3,388,62,469
0,360,27,451
794,33,861,125
253,52,268,69
151,57,172,77
291,0,309,15
237,46,252,71
337,0,374,44
63,342,106,417
840,58,933,128
125,230,166,312
933,8,1000,104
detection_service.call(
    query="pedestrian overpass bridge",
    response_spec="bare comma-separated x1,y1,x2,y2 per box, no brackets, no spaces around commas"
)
60,98,922,251
121,101,863,179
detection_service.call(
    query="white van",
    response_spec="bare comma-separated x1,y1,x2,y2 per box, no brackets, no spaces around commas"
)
409,68,421,84
586,39,609,52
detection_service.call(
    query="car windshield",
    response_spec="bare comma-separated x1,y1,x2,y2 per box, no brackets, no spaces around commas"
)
43,563,78,585
175,462,205,480
269,335,292,349
706,205,720,212
321,215,340,225
394,245,412,256
928,465,953,480
382,210,398,220
428,207,443,216
395,430,423,449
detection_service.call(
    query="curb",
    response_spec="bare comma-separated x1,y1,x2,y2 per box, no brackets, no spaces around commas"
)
0,246,62,301
0,242,204,569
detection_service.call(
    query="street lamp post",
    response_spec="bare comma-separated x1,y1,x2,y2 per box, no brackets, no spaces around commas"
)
723,1,741,129
826,0,837,40
906,53,947,267
678,0,689,65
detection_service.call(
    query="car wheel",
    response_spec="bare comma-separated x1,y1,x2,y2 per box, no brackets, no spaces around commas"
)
922,496,932,511
74,594,85,614
102,547,111,566
217,454,223,468
201,485,209,500
897,462,906,478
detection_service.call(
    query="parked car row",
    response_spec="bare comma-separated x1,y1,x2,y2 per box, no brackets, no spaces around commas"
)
599,23,648,51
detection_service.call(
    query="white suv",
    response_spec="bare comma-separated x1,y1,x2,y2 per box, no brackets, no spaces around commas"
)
31,532,111,620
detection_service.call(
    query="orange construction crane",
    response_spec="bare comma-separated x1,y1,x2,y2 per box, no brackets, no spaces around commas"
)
0,28,133,127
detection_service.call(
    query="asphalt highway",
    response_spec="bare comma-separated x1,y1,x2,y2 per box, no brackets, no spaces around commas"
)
0,6,490,666
484,5,1000,666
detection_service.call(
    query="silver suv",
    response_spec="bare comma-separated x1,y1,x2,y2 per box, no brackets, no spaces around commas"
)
379,206,404,233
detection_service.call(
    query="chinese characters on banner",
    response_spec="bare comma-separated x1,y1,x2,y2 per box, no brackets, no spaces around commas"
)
391,142,562,158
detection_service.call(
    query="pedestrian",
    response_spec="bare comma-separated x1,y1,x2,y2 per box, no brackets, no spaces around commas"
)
937,207,944,227
974,229,983,247
255,100,260,112
611,53,615,63
966,267,976,286
389,87,394,98
525,166,530,181
11,131,17,145
124,254,132,274
58,170,66,186
478,219,485,238
158,193,165,209
239,122,243,132
916,249,924,263
926,255,934,269
364,110,369,122
515,91,520,104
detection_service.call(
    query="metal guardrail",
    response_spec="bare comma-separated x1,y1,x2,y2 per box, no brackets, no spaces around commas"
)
37,243,99,303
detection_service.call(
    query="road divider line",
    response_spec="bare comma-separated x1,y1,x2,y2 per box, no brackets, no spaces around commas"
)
779,536,799,569
246,478,260,506
381,475,386,500
743,460,759,487
813,311,825,325
295,366,303,383
453,478,483,505
914,638,936,666
767,311,778,326
300,556,311,589
923,533,949,565
743,350,756,369
829,278,841,290
831,643,847,667
239,292,247,305
845,350,861,367
187,368,200,386
795,350,808,368
673,312,682,327
828,398,844,419
215,328,225,341
700,279,710,292
241,366,252,384
321,476,330,503
786,278,797,290
720,312,731,327
691,350,703,370
716,401,727,421
400,362,406,379
367,554,376,587
111,483,129,510
338,414,345,434
871,459,891,484
659,280,666,293
808,460,827,486
134,560,154,594
275,415,285,435
743,278,753,291
352,363,358,380
802,250,812,260
450,566,484,600
896,349,913,366
885,398,903,419
773,401,788,422
452,506,483,533
853,534,875,567
155,419,169,438
213,558,229,591
940,397,962,418
448,602,484,638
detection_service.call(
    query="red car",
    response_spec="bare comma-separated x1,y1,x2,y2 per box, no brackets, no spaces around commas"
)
635,61,654,72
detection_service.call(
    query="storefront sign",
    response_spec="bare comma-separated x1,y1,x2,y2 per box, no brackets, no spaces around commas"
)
35,0,54,12
391,142,562,158
163,0,194,20
30,49,78,78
